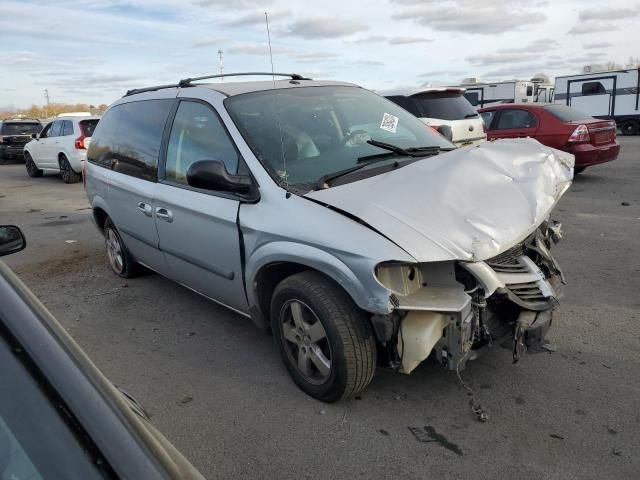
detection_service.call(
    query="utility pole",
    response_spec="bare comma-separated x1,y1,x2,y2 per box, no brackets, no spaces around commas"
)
43,89,50,118
218,49,224,81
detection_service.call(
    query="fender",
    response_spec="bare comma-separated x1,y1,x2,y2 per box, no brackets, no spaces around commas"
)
246,241,394,318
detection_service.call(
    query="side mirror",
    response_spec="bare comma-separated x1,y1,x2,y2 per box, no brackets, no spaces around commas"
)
0,226,26,257
186,160,252,194
437,125,453,142
31,133,38,140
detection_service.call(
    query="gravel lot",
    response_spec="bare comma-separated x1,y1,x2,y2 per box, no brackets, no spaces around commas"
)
1,138,639,480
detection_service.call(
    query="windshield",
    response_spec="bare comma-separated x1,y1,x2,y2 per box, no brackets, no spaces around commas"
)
225,86,453,188
1,123,41,135
410,92,478,120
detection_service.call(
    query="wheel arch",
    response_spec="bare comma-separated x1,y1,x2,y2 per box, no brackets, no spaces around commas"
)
246,242,393,331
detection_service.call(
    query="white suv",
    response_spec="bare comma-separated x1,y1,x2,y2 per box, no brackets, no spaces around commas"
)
386,87,486,147
24,114,100,183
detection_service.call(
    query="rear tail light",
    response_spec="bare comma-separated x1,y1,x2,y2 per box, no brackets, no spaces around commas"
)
568,124,590,143
74,132,86,149
609,121,617,139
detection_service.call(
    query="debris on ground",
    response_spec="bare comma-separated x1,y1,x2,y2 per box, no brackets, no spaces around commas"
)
408,426,463,456
180,396,193,405
549,433,564,440
65,240,77,244
319,410,326,415
378,429,389,436
621,201,630,206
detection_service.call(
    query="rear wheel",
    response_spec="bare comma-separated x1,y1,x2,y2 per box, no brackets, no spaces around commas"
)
104,218,141,278
620,120,639,136
59,155,81,184
271,271,376,402
25,152,43,177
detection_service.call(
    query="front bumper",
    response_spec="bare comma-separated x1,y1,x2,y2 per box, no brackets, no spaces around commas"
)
0,144,27,158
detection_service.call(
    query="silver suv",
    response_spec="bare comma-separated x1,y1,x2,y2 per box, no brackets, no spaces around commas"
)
85,73,574,402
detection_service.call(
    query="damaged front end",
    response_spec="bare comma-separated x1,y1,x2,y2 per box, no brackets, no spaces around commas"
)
373,220,565,374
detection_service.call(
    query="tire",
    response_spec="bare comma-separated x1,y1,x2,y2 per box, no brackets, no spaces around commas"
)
104,217,141,278
271,271,376,402
620,120,639,136
25,152,43,177
59,155,81,184
574,167,586,174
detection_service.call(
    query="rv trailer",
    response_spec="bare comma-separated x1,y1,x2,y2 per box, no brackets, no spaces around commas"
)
458,78,554,108
553,68,640,135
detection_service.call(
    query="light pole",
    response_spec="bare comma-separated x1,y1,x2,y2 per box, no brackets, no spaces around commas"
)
218,49,224,81
43,89,50,118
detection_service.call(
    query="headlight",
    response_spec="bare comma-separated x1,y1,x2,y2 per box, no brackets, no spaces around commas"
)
375,262,423,296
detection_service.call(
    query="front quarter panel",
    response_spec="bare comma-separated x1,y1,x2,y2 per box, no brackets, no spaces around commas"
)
241,187,416,316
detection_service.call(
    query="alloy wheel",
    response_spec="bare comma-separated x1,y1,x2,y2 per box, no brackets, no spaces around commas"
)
106,228,124,274
279,300,332,385
60,158,70,182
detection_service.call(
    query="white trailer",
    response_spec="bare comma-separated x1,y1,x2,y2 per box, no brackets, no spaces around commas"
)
457,79,553,108
553,68,640,135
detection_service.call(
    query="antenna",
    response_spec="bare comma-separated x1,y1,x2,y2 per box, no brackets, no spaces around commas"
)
265,12,275,83
264,11,288,191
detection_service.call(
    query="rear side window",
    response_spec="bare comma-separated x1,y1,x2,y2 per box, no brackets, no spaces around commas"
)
0,123,41,135
543,105,591,122
385,96,419,115
165,101,239,184
79,120,99,137
87,108,121,167
581,81,606,95
88,100,172,180
526,85,533,96
495,109,538,129
62,120,74,136
411,92,478,120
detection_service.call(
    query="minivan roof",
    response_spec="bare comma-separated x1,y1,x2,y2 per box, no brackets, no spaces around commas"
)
123,78,356,100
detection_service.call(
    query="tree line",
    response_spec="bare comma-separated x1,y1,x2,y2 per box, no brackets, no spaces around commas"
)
1,103,108,120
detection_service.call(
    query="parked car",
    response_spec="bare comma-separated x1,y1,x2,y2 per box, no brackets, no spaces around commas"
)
85,73,573,402
479,103,619,173
0,119,42,162
23,114,100,183
0,225,205,480
385,87,486,147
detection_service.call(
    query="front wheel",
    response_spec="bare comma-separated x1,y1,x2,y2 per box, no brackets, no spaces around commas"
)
25,152,43,177
59,155,81,184
271,271,376,402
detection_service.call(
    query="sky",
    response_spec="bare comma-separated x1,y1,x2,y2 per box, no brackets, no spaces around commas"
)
1,0,639,109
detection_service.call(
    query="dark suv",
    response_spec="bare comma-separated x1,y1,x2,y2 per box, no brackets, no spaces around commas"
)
0,119,42,161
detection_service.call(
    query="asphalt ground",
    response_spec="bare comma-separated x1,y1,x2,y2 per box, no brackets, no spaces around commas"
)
1,138,639,479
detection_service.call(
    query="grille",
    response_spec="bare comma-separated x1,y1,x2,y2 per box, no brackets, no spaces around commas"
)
506,281,547,302
487,244,528,273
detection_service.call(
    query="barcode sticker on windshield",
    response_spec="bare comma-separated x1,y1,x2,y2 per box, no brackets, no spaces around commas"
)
380,113,399,133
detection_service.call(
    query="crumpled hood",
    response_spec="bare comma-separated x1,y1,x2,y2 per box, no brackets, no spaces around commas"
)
306,138,574,262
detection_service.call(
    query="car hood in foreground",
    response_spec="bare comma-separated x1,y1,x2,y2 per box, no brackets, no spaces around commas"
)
306,138,574,262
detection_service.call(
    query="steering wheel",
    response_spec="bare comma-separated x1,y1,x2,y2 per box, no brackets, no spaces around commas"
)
342,129,371,147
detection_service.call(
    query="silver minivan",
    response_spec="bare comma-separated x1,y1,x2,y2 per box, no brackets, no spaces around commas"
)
85,74,574,402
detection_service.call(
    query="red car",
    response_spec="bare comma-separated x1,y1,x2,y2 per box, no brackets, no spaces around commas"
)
479,103,619,174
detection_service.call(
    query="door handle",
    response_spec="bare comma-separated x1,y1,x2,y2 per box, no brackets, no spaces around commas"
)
155,207,173,223
136,202,152,217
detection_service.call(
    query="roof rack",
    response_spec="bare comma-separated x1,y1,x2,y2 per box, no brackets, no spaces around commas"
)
124,72,310,97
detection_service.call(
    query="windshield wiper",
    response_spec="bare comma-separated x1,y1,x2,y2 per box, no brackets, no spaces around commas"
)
314,164,371,190
359,140,453,163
